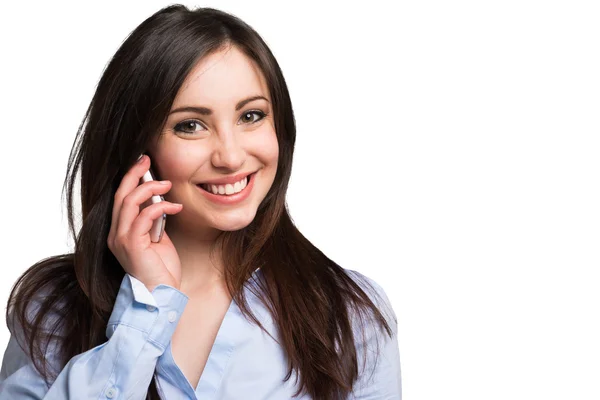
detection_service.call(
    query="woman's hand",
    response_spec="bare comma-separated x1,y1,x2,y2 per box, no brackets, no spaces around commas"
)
107,154,184,292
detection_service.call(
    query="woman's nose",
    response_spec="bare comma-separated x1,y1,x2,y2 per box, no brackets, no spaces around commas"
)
211,130,246,170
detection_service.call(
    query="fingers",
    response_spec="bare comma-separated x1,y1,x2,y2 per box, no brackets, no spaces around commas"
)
110,155,152,237
129,201,183,240
116,179,176,237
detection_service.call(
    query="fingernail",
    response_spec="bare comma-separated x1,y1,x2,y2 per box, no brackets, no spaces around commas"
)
137,155,145,163
159,180,170,185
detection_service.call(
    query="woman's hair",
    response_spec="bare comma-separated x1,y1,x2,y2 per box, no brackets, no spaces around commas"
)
5,5,394,399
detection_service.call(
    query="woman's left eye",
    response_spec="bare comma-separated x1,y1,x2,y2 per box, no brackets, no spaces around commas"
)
239,110,266,124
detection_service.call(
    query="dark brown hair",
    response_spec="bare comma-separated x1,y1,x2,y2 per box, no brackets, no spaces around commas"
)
4,5,394,399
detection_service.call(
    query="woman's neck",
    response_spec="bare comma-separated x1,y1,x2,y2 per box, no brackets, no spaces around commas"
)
166,224,225,295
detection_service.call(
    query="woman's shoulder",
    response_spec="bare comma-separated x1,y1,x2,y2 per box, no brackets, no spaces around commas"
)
5,256,75,339
6,286,65,352
342,268,397,327
2,279,67,382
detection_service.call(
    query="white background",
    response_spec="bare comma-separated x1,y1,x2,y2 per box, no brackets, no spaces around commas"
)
0,1,599,399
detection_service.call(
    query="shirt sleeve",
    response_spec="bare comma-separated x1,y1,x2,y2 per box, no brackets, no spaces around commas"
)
346,270,402,399
0,273,188,400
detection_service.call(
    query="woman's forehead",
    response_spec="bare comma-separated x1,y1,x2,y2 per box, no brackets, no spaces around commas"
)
174,46,269,106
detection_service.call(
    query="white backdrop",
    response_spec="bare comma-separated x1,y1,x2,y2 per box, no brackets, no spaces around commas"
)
0,1,598,399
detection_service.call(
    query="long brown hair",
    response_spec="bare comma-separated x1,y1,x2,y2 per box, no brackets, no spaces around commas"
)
4,5,394,399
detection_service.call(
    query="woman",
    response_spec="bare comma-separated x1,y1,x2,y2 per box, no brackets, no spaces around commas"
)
0,5,400,399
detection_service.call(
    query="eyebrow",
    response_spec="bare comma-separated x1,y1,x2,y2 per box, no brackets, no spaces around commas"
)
169,95,269,116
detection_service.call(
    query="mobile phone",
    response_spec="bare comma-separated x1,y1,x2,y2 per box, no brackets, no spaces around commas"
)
138,154,166,243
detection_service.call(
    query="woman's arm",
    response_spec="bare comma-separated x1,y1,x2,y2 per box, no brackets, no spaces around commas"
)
0,273,188,399
351,318,402,399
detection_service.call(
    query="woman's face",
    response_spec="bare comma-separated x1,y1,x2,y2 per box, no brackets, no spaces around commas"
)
148,45,279,238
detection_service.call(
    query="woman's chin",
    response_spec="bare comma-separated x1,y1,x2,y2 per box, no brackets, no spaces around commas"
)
167,207,256,235
210,211,257,232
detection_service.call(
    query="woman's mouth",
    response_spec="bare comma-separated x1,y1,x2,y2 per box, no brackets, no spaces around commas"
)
198,173,252,195
196,172,256,204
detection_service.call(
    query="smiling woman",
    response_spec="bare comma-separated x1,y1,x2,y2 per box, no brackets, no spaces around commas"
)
0,4,400,400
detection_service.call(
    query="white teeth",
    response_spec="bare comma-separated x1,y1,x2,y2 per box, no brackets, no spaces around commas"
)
202,176,249,196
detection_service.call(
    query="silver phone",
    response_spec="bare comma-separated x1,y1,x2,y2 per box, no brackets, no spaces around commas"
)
138,154,166,243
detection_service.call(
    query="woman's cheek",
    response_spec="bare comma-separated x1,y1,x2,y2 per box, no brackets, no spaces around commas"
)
257,128,279,163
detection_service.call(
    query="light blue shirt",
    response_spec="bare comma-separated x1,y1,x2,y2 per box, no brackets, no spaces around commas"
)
0,268,401,399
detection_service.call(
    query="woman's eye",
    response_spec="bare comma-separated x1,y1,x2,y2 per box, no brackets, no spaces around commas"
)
239,110,266,124
174,120,204,134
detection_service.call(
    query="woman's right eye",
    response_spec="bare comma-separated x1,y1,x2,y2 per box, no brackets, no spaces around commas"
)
174,120,205,135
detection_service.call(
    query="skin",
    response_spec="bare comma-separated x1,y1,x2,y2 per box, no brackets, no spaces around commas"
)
146,44,279,296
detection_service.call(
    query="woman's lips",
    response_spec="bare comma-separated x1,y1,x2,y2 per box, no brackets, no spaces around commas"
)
196,173,255,205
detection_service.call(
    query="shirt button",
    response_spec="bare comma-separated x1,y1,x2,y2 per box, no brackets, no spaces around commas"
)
167,310,177,322
146,304,157,312
105,386,117,398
